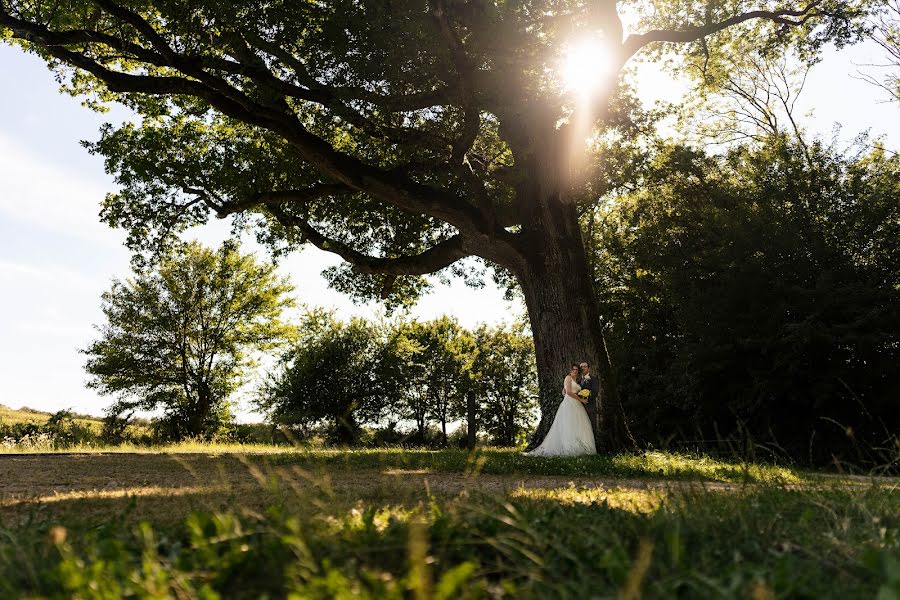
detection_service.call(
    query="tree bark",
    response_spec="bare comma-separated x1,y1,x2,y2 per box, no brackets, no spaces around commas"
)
186,380,212,438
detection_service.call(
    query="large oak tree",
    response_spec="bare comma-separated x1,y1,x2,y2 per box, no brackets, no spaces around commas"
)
1,0,869,450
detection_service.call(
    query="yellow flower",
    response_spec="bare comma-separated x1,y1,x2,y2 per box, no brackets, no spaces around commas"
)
577,389,590,398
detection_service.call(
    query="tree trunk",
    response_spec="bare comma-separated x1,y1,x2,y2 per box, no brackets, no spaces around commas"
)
514,158,635,453
333,413,359,444
186,381,213,438
415,404,427,442
466,390,476,449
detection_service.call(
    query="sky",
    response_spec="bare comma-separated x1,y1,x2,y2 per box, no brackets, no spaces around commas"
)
0,36,897,421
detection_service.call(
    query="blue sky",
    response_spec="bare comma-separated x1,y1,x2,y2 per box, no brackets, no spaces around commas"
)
0,38,897,421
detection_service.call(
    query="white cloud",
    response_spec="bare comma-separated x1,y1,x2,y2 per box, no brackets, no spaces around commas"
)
0,258,96,290
13,321,95,338
0,133,123,246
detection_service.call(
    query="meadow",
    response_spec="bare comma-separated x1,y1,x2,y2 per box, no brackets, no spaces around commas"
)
0,404,152,450
0,405,103,430
0,443,897,599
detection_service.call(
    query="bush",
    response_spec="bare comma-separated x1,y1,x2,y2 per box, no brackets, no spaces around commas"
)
230,422,282,444
43,410,95,447
1,410,96,450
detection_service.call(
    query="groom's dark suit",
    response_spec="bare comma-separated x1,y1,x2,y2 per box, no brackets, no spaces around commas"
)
579,373,600,435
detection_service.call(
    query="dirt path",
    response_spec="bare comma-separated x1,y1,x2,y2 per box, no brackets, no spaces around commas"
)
2,452,892,503
0,452,698,497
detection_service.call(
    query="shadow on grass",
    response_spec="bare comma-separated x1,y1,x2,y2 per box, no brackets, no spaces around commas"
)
267,447,805,484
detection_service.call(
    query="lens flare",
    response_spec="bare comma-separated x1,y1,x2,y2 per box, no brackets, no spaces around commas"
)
561,37,612,97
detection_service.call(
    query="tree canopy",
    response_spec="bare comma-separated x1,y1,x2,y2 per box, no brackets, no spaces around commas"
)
0,0,870,302
257,311,400,443
258,314,537,447
393,317,477,444
472,323,538,446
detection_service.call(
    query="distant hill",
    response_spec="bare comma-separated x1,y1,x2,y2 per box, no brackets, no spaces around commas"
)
0,404,106,429
0,405,155,427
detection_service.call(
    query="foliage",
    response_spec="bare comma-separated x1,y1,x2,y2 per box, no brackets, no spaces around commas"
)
393,317,477,445
258,315,538,447
0,409,96,450
258,310,401,444
590,136,900,465
679,50,814,148
471,324,538,447
83,241,295,440
857,0,900,102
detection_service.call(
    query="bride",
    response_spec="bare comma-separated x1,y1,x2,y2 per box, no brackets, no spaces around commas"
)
525,364,597,456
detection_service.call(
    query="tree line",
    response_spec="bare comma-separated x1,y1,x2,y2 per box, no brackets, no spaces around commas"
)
82,244,537,447
592,136,899,466
258,312,537,447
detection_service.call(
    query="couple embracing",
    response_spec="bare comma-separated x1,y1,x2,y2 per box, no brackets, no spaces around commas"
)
526,362,598,457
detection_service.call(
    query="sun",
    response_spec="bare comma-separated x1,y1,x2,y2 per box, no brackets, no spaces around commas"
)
561,37,613,97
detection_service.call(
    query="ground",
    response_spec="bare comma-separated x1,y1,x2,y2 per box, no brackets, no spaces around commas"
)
0,447,897,598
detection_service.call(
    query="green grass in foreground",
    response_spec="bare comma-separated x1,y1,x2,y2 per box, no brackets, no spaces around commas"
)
0,449,897,598
1,478,897,598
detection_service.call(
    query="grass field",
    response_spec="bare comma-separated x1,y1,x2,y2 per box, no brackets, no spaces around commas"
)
1,447,897,598
0,404,148,449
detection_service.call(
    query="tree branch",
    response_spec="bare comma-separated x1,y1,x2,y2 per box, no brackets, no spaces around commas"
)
90,0,298,111
0,6,505,240
184,182,478,277
265,204,468,277
0,7,276,118
621,2,825,61
240,28,453,111
203,183,353,217
432,0,480,163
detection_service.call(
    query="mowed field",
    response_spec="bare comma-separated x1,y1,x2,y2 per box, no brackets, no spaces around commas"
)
0,447,897,598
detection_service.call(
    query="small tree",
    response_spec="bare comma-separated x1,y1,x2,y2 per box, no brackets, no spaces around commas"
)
83,241,294,439
384,324,431,443
473,324,538,447
258,311,397,443
398,317,476,446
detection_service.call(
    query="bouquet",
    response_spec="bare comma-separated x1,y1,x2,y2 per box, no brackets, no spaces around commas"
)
577,389,590,400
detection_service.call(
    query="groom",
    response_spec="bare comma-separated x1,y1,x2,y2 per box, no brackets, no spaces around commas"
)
578,361,599,439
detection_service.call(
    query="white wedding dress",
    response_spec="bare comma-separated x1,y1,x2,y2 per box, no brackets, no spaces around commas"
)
525,376,597,456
